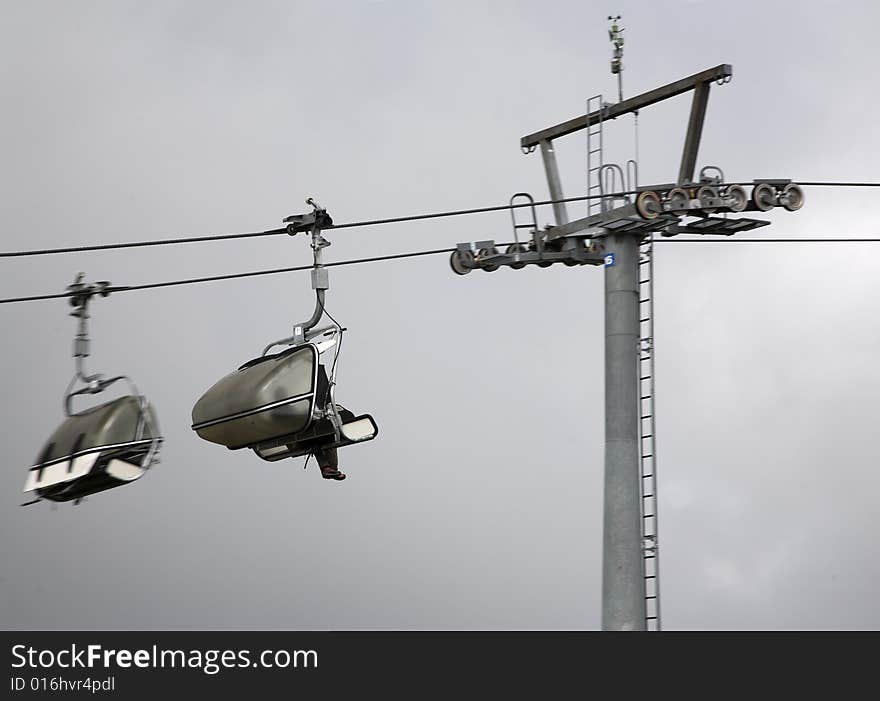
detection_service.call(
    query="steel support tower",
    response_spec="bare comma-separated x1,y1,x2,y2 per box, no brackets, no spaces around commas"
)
451,62,805,630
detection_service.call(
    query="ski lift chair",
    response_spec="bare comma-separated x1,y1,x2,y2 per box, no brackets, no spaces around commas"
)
190,199,378,476
23,276,162,505
191,326,377,462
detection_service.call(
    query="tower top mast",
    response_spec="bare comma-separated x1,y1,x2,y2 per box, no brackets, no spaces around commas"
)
608,15,625,102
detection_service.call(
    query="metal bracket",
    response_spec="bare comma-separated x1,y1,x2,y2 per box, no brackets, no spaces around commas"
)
311,267,329,291
450,235,606,274
280,198,335,345
67,273,110,319
520,64,732,150
283,206,333,236
64,273,112,394
661,217,771,237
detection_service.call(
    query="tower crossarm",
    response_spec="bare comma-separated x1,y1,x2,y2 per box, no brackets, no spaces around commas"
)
520,64,732,150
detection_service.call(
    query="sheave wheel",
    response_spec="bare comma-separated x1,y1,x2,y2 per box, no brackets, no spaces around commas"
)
506,243,528,269
723,184,748,212
779,183,804,211
752,183,776,211
666,187,690,213
477,247,500,272
449,249,473,276
696,185,719,214
636,191,661,219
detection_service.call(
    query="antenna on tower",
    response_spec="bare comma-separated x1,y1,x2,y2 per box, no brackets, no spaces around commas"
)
608,15,638,170
608,15,625,103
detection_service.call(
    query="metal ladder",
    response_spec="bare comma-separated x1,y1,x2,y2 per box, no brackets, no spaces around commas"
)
587,95,604,217
509,192,539,248
638,236,662,631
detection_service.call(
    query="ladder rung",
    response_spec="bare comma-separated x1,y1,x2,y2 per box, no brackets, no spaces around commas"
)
641,454,654,459
646,616,658,620
640,414,653,420
645,575,656,579
640,375,652,380
639,279,651,284
640,318,651,323
642,494,654,499
643,513,654,518
640,395,652,400
641,434,653,439
645,595,657,600
640,297,651,303
642,474,654,479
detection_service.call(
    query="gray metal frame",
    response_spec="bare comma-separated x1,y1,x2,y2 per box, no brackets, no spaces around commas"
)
504,61,804,631
678,81,710,184
520,64,732,148
450,236,606,274
539,142,569,226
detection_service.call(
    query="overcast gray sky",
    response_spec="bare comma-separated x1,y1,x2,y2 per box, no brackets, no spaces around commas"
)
2,0,878,630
